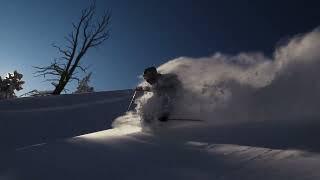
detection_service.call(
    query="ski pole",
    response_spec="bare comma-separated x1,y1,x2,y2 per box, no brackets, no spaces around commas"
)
127,90,137,111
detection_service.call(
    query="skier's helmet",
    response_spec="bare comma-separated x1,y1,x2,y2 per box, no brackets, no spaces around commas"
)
144,67,157,75
143,66,158,84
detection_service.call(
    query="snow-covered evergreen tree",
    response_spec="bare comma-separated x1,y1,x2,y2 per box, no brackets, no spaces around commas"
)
0,70,25,99
74,72,94,94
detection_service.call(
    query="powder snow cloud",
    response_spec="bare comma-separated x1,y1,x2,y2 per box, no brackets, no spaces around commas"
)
114,27,320,129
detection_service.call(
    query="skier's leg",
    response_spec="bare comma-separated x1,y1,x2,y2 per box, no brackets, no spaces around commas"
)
158,95,172,122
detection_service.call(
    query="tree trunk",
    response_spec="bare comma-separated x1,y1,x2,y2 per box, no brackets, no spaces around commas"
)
52,85,63,95
52,80,67,95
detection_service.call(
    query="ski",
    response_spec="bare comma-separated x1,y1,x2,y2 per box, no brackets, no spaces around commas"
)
167,118,205,122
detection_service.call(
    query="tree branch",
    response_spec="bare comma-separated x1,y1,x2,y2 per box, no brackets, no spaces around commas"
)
33,1,111,95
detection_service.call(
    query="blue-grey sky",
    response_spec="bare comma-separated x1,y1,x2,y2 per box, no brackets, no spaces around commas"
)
0,0,319,94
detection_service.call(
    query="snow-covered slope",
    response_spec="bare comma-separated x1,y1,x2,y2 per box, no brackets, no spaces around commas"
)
13,121,320,180
0,90,133,149
2,90,320,180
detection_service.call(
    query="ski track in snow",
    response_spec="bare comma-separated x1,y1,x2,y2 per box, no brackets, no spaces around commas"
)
1,90,320,179
16,128,317,180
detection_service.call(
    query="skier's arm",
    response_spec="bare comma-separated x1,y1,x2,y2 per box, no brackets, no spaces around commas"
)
135,86,151,92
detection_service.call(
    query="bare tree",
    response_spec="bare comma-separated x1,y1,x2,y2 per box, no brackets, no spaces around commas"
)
34,2,111,95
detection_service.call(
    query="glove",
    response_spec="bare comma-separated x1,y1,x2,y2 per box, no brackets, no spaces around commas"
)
135,86,144,91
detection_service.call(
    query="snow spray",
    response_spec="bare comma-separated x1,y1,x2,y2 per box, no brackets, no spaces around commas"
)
113,27,320,130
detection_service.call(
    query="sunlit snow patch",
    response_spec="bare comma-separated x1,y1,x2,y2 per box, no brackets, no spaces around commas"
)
77,125,142,140
77,112,142,140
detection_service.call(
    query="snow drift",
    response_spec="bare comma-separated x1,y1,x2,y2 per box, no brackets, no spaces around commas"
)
114,27,320,128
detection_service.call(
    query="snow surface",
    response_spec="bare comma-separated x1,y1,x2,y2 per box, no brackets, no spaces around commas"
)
0,90,133,149
1,90,320,179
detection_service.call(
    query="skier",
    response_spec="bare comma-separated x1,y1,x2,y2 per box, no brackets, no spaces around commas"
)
135,66,181,122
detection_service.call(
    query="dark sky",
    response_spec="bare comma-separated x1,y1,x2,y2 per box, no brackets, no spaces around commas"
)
0,0,319,93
